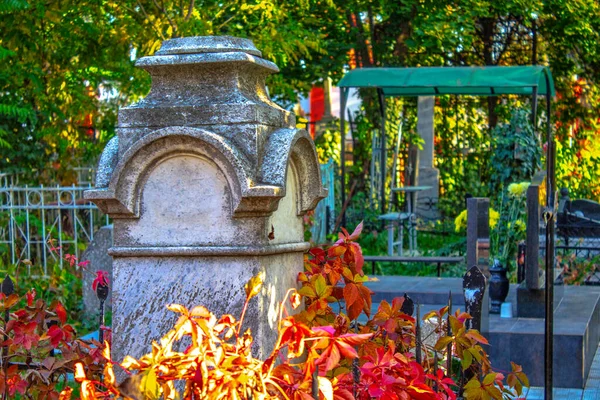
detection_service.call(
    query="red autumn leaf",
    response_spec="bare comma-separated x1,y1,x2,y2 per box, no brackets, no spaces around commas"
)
12,321,39,350
92,270,110,291
64,254,77,267
55,302,67,324
348,221,363,241
26,289,36,307
312,327,372,371
7,374,28,396
279,317,313,358
45,324,75,348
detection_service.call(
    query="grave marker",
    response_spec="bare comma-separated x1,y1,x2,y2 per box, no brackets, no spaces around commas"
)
85,36,326,362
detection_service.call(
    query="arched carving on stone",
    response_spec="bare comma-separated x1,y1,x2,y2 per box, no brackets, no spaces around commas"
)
95,136,119,189
85,126,283,218
259,128,327,215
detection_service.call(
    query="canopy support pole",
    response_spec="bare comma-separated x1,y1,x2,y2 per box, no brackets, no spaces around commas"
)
340,87,349,229
531,87,538,128
544,75,555,400
377,89,387,213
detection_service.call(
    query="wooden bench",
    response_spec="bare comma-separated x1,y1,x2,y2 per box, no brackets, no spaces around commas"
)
363,255,464,277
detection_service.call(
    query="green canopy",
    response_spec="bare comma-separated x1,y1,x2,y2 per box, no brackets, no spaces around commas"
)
338,66,555,97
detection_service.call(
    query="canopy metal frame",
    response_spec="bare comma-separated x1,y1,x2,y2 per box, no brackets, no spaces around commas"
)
338,65,556,399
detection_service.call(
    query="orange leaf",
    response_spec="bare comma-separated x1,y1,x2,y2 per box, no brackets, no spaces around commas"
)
328,245,346,258
58,387,73,400
347,296,364,321
343,283,360,307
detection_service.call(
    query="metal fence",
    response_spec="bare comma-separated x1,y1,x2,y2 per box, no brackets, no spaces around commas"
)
0,184,110,273
310,160,336,244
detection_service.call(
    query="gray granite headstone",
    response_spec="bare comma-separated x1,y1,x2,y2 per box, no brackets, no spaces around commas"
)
466,197,490,332
80,225,113,315
85,36,326,363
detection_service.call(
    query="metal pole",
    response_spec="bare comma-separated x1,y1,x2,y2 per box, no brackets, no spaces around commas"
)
96,282,109,344
544,75,555,400
40,185,47,272
25,185,31,261
378,89,387,213
340,88,348,228
532,87,538,129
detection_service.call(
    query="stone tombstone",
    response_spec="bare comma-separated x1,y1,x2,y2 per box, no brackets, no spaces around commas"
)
466,197,490,274
416,96,440,220
84,36,326,363
80,225,114,315
466,197,490,332
517,171,563,318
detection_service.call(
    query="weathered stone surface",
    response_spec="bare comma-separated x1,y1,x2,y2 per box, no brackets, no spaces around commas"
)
417,96,440,220
80,225,113,315
85,36,325,362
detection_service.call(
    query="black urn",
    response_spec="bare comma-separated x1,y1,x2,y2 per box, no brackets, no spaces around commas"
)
489,259,510,314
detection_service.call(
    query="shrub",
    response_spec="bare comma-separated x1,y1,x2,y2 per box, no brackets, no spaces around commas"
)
0,278,106,398
66,223,528,400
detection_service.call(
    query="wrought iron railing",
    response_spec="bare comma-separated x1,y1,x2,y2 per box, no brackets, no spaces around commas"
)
0,184,110,273
310,160,336,244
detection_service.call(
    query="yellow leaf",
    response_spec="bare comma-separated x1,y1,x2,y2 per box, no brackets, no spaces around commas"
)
190,305,211,318
80,381,96,400
167,304,188,314
122,355,143,370
102,341,111,360
74,363,86,382
103,362,116,386
318,376,333,400
244,272,265,300
140,369,161,400
290,291,302,309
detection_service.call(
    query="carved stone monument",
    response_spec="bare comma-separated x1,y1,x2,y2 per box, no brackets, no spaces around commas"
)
85,36,326,362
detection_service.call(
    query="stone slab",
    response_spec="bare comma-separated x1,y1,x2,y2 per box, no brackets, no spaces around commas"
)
80,225,113,316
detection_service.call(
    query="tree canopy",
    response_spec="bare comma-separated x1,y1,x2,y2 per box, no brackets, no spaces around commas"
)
1,0,599,200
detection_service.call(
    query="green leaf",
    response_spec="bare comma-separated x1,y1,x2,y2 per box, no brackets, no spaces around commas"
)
434,335,453,352
461,348,473,370
314,274,328,297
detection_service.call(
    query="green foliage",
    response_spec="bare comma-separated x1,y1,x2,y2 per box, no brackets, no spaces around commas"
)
314,126,341,166
490,184,528,271
0,0,346,183
435,96,490,216
489,108,542,194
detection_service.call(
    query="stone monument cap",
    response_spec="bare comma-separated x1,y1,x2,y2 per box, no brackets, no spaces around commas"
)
136,35,277,72
155,36,262,57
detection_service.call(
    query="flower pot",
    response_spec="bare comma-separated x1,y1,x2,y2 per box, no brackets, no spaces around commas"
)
489,259,510,314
